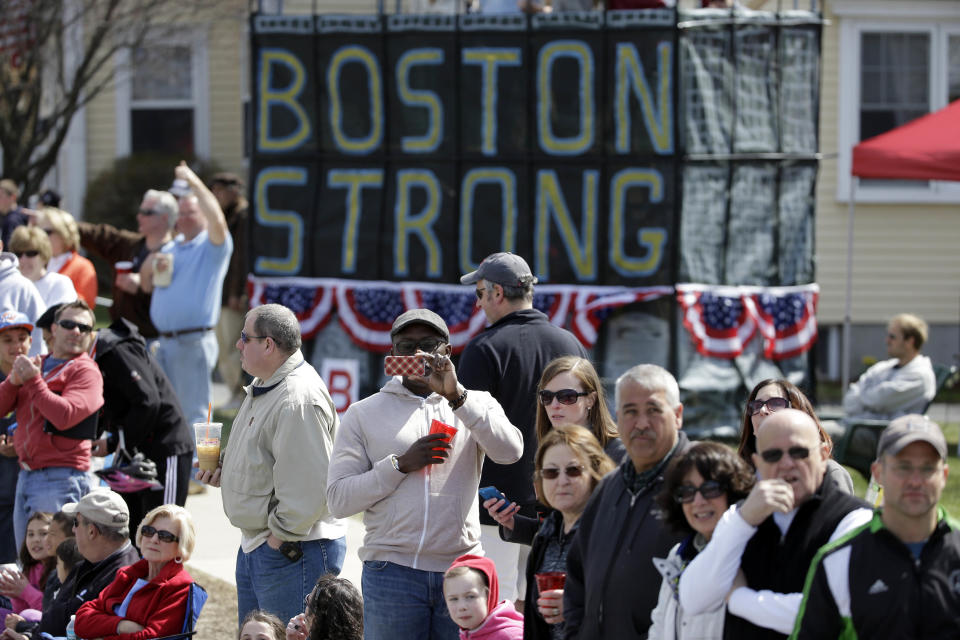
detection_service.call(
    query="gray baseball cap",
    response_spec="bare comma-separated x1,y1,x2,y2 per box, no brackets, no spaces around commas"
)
390,308,449,341
460,252,538,287
877,414,947,461
61,489,130,527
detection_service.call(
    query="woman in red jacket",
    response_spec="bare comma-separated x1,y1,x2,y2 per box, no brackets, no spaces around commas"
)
74,505,196,640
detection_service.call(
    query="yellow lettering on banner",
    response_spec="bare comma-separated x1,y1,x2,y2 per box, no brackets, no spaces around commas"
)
328,169,384,273
397,48,445,153
462,48,522,156
258,49,311,151
459,168,518,273
328,45,383,155
395,170,442,277
537,41,594,156
254,168,306,274
614,42,673,154
535,170,598,281
609,168,666,276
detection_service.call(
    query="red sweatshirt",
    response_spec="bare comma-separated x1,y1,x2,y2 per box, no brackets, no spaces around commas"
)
74,559,193,640
0,353,103,471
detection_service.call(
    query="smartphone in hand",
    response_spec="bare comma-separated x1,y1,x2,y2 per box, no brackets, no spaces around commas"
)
479,486,510,512
385,355,427,377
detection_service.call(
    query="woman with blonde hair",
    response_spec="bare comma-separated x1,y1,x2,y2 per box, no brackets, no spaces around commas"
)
8,226,76,307
74,505,197,640
35,207,96,308
486,424,615,640
535,356,625,463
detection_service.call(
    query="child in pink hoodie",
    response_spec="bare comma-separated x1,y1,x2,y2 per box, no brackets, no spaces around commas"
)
443,555,523,640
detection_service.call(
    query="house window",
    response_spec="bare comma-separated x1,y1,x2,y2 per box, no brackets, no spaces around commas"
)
835,1,960,203
130,45,196,155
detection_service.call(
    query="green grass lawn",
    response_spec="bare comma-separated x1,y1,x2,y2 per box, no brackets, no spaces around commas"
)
844,421,960,514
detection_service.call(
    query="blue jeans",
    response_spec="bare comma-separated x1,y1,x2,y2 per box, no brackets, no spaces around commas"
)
155,331,218,427
14,467,94,550
235,537,346,627
361,561,459,640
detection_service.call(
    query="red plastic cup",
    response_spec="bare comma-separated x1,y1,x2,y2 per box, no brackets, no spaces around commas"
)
535,571,566,594
430,419,457,443
115,261,133,275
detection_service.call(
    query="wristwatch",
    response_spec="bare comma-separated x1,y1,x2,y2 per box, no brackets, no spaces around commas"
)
390,454,402,472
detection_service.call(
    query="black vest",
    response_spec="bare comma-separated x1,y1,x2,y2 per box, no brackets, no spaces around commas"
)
723,478,868,640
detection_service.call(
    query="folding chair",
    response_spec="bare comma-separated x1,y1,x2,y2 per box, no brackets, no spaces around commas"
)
832,363,958,479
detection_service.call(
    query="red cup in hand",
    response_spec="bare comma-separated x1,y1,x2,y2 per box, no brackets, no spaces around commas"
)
535,571,566,594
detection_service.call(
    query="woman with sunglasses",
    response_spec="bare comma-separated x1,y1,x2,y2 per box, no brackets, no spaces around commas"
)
33,207,97,309
535,356,626,463
74,505,196,640
488,424,615,640
8,226,76,308
737,379,853,494
648,442,755,640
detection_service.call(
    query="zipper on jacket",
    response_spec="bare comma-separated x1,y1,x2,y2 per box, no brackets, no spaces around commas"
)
413,398,432,568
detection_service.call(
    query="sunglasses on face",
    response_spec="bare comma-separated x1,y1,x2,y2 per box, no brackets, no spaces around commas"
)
394,338,444,355
539,389,589,405
539,465,585,480
673,480,725,503
475,287,486,300
40,228,54,235
14,251,39,258
138,208,162,216
747,397,790,416
759,446,810,464
58,319,94,333
141,524,179,543
239,330,268,344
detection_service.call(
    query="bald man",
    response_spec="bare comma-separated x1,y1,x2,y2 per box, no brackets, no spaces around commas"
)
679,409,872,640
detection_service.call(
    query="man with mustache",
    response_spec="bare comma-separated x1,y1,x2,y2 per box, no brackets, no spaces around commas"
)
564,364,689,640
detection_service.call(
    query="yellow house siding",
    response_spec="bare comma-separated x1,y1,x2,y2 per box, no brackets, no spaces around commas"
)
815,1,960,326
208,16,246,175
84,65,119,190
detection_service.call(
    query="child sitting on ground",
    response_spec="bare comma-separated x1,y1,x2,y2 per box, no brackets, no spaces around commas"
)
240,610,285,640
443,555,522,640
0,513,55,621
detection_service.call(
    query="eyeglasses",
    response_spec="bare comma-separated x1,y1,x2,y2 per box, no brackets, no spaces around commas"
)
138,208,161,216
14,251,39,258
394,337,445,355
58,319,94,333
539,465,585,480
539,389,589,405
747,397,790,416
759,446,810,464
140,524,179,543
240,331,268,344
673,480,725,503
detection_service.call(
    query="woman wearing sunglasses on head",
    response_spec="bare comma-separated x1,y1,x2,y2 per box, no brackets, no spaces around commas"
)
737,379,853,494
534,356,626,464
486,424,615,640
648,442,754,640
74,505,196,640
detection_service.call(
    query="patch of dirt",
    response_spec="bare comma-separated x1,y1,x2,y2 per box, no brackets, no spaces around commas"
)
186,565,238,640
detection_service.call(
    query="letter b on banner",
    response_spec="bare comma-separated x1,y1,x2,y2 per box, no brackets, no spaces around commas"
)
321,358,359,415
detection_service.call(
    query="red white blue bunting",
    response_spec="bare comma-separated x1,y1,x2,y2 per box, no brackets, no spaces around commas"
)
677,283,819,360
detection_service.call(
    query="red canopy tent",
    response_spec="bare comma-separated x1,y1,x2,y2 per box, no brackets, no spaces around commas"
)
840,99,960,388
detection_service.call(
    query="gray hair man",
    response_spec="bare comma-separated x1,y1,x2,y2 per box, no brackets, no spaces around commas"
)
38,489,140,636
791,415,959,639
564,364,690,640
195,303,346,626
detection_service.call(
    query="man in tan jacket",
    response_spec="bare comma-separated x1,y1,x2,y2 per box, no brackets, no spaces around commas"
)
195,303,345,626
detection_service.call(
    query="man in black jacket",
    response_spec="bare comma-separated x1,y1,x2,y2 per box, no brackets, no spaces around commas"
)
564,364,688,640
678,409,872,639
459,252,586,604
88,317,195,539
790,415,960,639
38,490,140,636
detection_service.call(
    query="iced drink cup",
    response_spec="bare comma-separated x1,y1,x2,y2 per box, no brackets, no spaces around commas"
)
535,571,566,594
194,422,222,472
